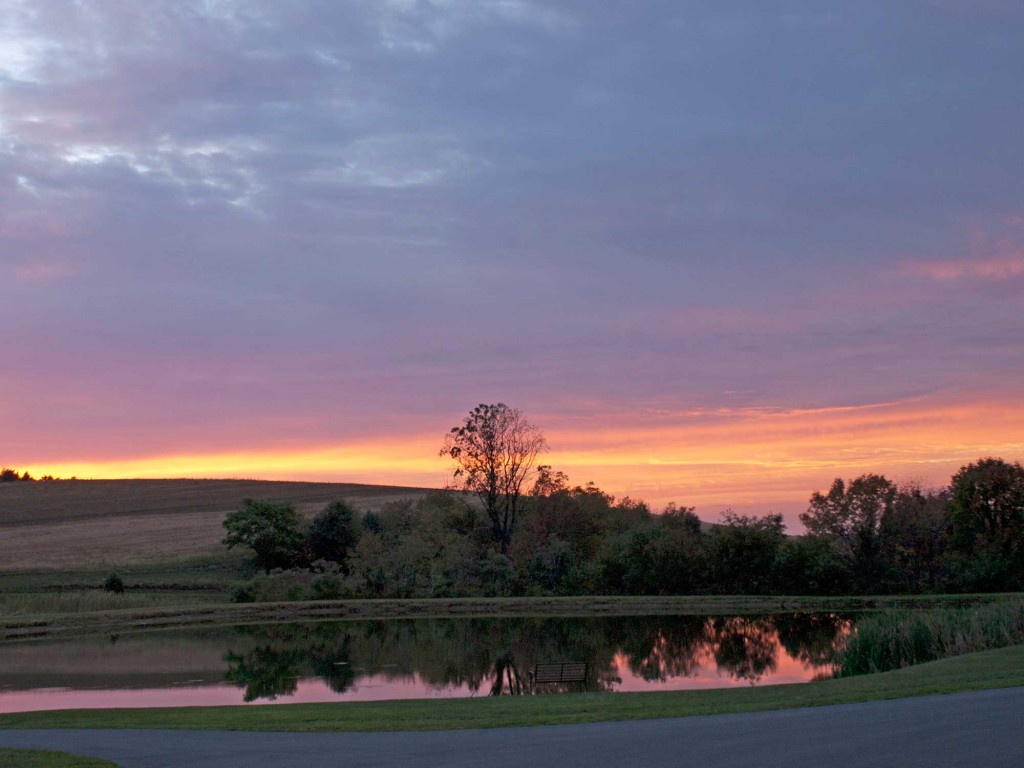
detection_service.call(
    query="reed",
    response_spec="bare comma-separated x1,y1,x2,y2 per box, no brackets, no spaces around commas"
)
835,599,1024,676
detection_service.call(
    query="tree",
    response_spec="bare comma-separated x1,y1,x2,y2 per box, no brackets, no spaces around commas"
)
776,535,854,595
706,511,786,594
309,500,361,567
878,485,951,592
441,403,547,556
950,457,1024,589
800,474,897,592
222,498,306,571
0,468,35,482
516,469,617,569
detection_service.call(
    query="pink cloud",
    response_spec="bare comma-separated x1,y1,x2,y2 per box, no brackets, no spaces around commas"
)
12,262,75,282
908,253,1024,281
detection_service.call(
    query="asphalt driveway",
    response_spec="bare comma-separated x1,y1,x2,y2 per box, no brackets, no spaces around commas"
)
1,687,1021,768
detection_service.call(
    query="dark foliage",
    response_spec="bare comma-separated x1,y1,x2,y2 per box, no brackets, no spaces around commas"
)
224,457,1024,600
309,500,361,567
103,573,125,594
222,498,307,572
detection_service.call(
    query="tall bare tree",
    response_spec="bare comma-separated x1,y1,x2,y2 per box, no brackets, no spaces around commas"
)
441,403,547,556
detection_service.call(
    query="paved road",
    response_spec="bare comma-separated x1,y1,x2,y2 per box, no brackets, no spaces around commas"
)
2,688,1022,768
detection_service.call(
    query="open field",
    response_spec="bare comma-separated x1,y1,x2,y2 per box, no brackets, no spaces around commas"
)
0,644,1020,732
0,479,434,569
3,593,1020,643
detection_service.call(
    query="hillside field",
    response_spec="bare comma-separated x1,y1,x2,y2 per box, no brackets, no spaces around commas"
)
0,479,433,570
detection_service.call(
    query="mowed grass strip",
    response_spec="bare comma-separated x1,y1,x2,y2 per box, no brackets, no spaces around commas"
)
4,593,1021,642
0,749,119,767
1,644,1021,733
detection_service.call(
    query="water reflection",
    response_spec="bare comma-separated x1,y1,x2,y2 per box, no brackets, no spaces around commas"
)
0,614,852,712
221,614,850,702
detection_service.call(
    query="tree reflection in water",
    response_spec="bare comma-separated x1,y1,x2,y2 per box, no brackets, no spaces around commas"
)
224,646,305,702
223,614,851,702
710,617,778,682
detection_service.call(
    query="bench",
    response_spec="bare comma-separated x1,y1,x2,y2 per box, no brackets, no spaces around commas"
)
530,662,588,685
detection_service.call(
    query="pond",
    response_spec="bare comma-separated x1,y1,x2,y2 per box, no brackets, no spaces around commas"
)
0,614,851,713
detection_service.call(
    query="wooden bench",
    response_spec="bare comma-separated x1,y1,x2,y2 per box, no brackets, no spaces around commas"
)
530,662,588,685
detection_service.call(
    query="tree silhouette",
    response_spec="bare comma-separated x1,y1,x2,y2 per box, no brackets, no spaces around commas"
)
441,403,547,556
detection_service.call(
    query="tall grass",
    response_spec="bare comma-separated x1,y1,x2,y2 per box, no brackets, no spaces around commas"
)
835,599,1024,676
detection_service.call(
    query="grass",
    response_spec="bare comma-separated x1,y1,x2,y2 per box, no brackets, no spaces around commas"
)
836,599,1024,675
4,593,1020,643
0,591,224,617
0,750,118,767
0,643,1020,733
0,553,249,619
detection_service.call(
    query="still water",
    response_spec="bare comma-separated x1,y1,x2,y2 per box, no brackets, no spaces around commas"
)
0,614,851,712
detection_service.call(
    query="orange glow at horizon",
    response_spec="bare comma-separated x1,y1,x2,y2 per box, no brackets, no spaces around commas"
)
23,395,1024,523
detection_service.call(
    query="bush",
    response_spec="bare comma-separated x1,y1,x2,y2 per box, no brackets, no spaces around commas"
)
228,570,314,603
230,581,259,603
228,562,351,603
103,573,125,594
311,572,345,600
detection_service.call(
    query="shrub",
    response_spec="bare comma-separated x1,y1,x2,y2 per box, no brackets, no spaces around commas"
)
103,573,125,594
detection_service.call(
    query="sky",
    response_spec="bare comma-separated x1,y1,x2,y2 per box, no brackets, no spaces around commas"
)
2,1,1023,528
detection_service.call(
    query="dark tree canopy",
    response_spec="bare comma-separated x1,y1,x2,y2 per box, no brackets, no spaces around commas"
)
441,403,547,556
309,500,361,566
706,511,787,594
950,457,1024,587
800,474,897,591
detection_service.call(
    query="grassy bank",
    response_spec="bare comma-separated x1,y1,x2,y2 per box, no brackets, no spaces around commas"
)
4,593,1020,643
836,599,1024,675
1,644,1020,732
0,554,247,620
0,749,118,767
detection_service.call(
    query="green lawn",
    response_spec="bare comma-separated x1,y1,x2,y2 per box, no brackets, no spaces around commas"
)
0,750,118,767
1,644,1020,733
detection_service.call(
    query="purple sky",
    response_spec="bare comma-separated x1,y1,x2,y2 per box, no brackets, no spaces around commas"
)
3,2,1023,523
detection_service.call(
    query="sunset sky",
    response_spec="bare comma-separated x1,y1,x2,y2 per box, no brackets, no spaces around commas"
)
3,2,1023,527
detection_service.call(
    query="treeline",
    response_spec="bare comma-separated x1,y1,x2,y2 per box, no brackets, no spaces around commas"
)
0,467,60,481
225,457,1024,601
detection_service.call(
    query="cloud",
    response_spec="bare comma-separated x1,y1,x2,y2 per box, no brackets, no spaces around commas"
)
907,253,1024,281
303,133,485,188
12,262,75,282
905,215,1024,281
